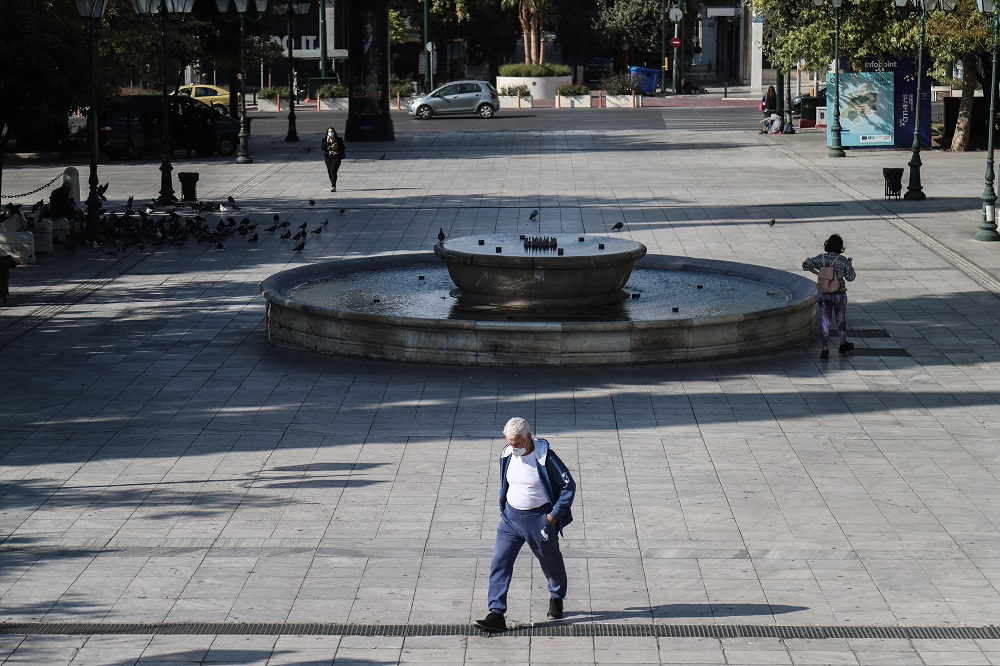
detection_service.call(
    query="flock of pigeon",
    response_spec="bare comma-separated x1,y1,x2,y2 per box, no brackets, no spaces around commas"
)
42,195,347,258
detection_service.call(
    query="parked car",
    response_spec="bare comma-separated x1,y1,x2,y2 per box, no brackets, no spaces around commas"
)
99,95,240,159
174,84,241,114
791,86,826,115
405,81,499,119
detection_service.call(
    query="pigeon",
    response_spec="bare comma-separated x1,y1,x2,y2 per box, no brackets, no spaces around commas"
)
273,213,280,222
311,227,322,235
125,195,134,213
215,240,225,250
219,204,228,213
97,183,109,200
227,195,240,211
438,228,446,242
379,153,386,160
278,221,291,228
138,243,145,253
279,230,291,239
322,218,329,226
265,224,278,233
144,206,153,215
303,147,311,153
293,241,305,252
293,231,303,241
298,222,308,230
767,218,776,226
248,233,258,242
611,221,624,231
339,208,345,215
529,209,538,221
308,199,316,206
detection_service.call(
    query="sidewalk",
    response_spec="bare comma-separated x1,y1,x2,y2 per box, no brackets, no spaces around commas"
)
2,112,1000,665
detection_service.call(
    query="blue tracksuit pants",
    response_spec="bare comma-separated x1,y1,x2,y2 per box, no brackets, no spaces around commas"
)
487,503,567,614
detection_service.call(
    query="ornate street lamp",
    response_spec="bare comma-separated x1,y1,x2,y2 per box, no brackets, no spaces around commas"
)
76,0,110,232
215,0,268,164
813,0,846,157
273,1,312,142
894,0,957,201
975,0,1000,241
131,0,197,205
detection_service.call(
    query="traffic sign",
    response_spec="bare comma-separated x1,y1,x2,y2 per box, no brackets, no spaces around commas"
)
670,37,681,49
669,7,683,22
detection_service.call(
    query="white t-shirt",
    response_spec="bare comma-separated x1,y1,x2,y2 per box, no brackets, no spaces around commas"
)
505,450,548,510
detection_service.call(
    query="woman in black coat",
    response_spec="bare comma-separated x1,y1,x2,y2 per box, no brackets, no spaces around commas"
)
322,127,345,192
762,85,777,116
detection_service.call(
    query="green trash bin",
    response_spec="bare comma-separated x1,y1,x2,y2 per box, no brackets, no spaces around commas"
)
800,96,821,125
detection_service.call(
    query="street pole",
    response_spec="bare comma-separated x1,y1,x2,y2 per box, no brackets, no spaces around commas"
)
977,6,1000,240
424,0,430,93
661,0,666,94
86,16,102,231
236,12,252,163
319,0,328,78
904,8,928,199
672,12,680,93
829,1,845,157
157,1,175,204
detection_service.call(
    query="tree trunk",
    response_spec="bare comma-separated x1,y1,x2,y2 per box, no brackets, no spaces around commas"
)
951,51,980,152
535,14,545,65
518,4,532,64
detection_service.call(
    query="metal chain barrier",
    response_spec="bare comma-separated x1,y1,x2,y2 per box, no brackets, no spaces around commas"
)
1,173,64,200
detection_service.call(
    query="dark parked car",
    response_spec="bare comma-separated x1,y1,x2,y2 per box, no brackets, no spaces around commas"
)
584,57,614,82
99,95,239,159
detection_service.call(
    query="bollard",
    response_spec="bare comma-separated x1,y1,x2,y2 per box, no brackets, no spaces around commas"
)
724,81,728,99
397,92,401,110
517,91,521,109
178,172,199,202
277,93,281,112
317,96,321,111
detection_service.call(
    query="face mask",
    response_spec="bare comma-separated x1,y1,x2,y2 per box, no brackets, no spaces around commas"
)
512,447,526,457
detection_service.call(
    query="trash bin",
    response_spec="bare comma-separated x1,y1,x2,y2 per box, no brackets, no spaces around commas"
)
883,168,904,200
178,172,199,202
800,96,821,124
628,66,659,95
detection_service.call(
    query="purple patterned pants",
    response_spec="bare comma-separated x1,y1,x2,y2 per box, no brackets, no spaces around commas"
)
817,292,848,347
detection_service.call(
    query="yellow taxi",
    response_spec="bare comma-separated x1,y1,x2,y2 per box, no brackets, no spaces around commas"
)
174,85,242,114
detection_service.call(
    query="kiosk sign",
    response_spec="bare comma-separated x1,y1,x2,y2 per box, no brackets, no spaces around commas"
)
826,71,895,148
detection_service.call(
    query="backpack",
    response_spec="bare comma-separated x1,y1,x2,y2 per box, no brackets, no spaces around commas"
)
817,256,841,294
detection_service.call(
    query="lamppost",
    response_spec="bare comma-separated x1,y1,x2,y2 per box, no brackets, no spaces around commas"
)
76,0,109,231
976,0,1000,241
813,0,845,157
894,0,956,200
273,1,312,142
131,0,196,205
215,0,267,164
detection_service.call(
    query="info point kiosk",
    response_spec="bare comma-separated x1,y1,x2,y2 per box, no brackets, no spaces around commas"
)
345,0,394,141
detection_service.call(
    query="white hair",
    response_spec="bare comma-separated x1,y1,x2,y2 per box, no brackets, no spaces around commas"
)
503,417,531,440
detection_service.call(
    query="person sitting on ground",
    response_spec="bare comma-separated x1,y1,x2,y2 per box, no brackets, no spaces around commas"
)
43,182,76,220
759,113,783,134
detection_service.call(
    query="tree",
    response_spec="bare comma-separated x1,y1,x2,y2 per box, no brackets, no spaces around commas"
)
595,0,662,60
501,0,551,64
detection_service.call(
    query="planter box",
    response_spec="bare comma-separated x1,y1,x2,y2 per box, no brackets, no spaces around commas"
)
319,98,349,111
497,75,572,101
558,94,591,108
257,98,280,111
498,95,533,109
604,94,642,108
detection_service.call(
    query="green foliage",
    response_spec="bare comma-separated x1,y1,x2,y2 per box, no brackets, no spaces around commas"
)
258,87,291,101
556,82,590,96
600,72,641,96
390,79,417,97
595,0,661,56
316,84,349,99
499,63,571,76
498,84,532,97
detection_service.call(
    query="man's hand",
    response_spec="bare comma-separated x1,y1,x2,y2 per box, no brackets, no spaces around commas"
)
546,514,556,527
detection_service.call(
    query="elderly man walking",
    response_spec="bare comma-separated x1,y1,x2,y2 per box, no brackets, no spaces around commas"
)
475,417,576,632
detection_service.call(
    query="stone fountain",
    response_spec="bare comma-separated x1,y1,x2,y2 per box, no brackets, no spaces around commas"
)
260,234,816,365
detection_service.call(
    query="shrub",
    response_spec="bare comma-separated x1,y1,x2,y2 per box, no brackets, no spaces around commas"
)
497,84,532,97
499,63,571,77
600,72,642,96
555,82,590,97
258,87,290,101
390,79,416,97
317,83,348,99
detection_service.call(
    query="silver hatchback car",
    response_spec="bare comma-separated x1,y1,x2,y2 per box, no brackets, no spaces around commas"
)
406,81,500,119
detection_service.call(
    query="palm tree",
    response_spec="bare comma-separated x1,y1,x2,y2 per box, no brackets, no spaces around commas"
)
502,0,550,64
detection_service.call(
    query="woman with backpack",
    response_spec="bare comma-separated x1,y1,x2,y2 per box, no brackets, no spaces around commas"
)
803,234,856,359
322,126,346,192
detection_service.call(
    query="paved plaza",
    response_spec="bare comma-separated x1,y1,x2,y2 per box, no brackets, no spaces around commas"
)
2,105,1000,664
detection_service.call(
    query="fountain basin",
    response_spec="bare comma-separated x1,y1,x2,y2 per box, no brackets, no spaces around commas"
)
260,253,817,366
434,234,646,308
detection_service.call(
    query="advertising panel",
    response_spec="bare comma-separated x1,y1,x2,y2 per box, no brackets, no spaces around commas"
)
826,71,895,148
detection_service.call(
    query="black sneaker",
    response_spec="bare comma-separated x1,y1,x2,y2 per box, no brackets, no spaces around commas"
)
839,342,854,355
820,349,829,359
474,612,506,632
547,598,563,619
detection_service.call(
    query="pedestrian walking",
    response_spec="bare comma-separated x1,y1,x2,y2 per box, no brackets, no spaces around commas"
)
322,126,345,192
474,417,576,633
803,234,857,359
